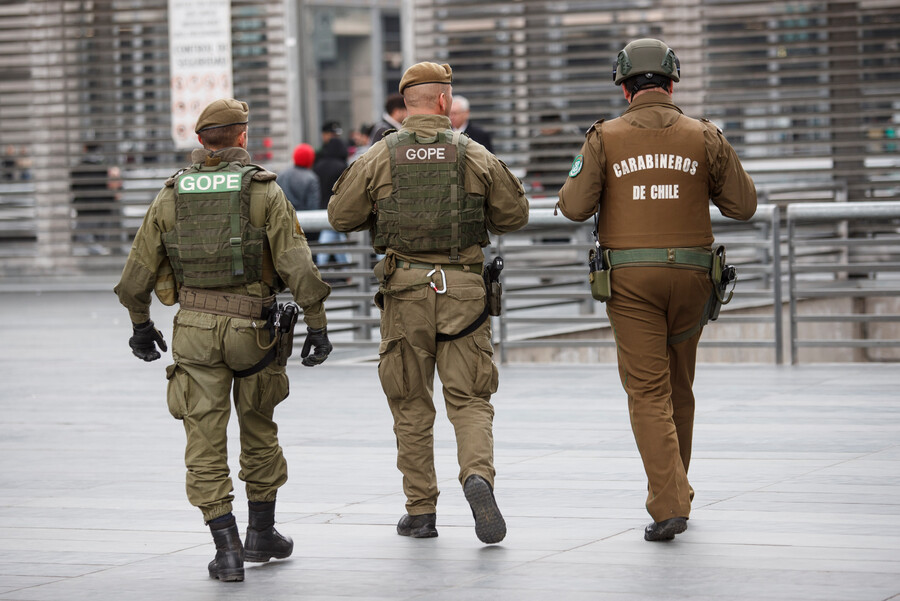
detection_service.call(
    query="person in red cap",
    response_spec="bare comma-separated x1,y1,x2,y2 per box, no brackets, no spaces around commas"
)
277,143,321,217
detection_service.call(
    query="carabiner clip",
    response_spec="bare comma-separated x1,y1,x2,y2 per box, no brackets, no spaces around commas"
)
427,267,447,294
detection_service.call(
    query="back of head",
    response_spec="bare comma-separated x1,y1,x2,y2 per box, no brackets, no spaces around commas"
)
195,98,250,149
292,143,314,168
613,38,680,95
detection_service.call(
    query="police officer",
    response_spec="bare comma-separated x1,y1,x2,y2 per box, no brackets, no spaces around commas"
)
114,99,333,581
327,62,528,544
557,40,757,541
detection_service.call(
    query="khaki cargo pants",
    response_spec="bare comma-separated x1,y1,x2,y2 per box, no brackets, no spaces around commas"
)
166,308,289,522
605,265,711,523
378,267,499,515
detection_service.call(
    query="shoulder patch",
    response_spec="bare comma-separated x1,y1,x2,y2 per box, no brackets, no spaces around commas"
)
568,154,584,178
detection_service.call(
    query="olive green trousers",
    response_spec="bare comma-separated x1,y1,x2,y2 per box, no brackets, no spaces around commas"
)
606,266,711,523
378,268,499,515
166,308,289,522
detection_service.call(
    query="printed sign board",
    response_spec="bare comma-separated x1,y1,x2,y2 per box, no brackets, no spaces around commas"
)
168,0,233,149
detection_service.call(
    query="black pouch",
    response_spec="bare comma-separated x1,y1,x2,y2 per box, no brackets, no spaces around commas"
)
588,248,611,302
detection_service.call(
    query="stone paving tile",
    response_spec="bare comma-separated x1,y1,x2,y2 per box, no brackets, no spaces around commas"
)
1,288,899,600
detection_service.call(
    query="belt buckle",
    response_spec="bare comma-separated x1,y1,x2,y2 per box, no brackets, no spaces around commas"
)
427,267,447,294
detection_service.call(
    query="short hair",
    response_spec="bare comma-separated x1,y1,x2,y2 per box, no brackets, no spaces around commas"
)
385,93,406,114
403,83,449,110
199,123,247,149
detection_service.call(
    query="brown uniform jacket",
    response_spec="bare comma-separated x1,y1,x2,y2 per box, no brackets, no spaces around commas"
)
557,92,756,249
115,147,330,329
327,114,529,265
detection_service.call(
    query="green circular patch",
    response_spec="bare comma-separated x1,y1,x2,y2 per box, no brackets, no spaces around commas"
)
568,154,584,178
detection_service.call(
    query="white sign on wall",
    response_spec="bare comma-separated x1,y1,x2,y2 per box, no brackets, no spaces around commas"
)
168,0,233,149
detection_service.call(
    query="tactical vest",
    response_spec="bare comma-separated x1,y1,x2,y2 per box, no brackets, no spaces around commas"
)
163,161,270,288
374,130,488,259
600,114,712,249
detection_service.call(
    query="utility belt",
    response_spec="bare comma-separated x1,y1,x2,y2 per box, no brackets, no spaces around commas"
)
588,245,736,344
178,287,275,320
376,256,503,341
178,287,298,377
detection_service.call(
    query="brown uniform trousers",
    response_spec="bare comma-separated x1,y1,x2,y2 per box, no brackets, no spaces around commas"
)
379,266,498,515
606,266,711,521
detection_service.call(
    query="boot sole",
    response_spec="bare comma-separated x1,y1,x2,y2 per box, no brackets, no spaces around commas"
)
209,567,244,582
464,476,506,544
397,525,438,538
244,548,292,563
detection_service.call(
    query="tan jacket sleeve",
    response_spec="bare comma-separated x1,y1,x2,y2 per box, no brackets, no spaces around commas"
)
114,189,169,324
557,123,606,222
265,181,331,329
327,150,378,233
475,151,529,235
703,122,757,221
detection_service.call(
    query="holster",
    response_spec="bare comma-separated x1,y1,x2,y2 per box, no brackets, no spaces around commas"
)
588,248,611,302
273,301,300,366
232,300,299,377
707,245,735,322
483,261,503,316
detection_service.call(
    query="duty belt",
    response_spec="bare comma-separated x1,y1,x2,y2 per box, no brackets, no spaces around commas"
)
179,287,275,320
395,260,482,273
394,260,483,295
607,248,712,270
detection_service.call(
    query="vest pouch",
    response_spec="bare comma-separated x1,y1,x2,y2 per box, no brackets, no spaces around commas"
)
588,248,611,302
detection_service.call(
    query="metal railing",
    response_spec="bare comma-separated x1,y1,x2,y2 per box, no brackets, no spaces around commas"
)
494,205,782,364
786,201,900,364
300,203,784,364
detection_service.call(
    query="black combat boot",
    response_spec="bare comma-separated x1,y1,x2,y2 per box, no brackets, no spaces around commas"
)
396,513,438,538
244,500,294,562
207,514,244,582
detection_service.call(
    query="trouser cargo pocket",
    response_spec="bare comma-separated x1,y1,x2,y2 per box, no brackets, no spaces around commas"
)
378,336,406,399
166,363,189,420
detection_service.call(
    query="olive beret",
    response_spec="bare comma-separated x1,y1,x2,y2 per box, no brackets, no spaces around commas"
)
194,99,250,133
398,62,453,93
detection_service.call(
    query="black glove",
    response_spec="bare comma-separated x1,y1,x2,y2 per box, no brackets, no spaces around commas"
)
300,327,332,367
129,320,168,362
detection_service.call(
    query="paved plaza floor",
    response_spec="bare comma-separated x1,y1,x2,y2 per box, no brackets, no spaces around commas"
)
1,281,899,600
